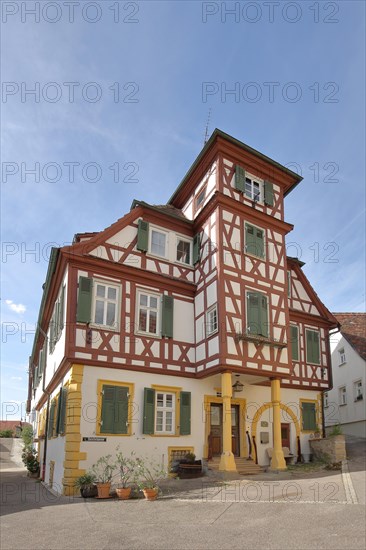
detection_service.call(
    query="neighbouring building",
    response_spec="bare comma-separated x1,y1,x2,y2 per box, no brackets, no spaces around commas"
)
27,129,338,495
325,313,366,438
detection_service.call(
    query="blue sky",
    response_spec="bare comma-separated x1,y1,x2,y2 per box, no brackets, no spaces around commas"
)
1,0,365,419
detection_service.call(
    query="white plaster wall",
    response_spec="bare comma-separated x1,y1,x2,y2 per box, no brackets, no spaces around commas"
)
78,367,218,471
325,332,366,430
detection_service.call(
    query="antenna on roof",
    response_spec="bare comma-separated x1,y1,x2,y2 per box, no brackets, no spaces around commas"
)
203,108,212,145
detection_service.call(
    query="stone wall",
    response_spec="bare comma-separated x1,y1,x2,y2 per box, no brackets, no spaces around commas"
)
309,435,346,463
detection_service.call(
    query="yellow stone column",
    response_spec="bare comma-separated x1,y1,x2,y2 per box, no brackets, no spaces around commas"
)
62,364,87,496
270,378,287,471
219,372,237,472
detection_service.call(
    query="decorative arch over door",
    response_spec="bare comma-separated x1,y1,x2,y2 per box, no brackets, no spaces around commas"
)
251,402,300,463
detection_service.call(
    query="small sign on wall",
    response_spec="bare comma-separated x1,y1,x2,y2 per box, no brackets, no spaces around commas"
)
261,421,268,427
260,432,269,444
82,437,107,442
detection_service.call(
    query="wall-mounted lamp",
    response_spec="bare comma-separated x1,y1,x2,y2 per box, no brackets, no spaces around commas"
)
232,380,244,393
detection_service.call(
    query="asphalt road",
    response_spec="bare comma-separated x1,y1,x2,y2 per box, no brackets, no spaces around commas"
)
1,437,365,550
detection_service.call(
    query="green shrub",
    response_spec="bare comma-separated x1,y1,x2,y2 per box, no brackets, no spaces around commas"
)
0,429,14,438
21,425,34,446
329,424,343,436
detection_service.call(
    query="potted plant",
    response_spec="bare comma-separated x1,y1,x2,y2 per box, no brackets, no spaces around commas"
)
178,452,202,478
74,472,97,498
135,457,167,501
91,455,116,499
114,450,136,500
21,447,40,477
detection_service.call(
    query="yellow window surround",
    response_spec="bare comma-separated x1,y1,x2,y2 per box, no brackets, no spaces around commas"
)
96,379,135,437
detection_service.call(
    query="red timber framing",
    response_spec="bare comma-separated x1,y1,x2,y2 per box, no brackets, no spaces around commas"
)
28,129,339,413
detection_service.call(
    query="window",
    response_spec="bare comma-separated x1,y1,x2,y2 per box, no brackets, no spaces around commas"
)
98,382,133,435
138,292,159,335
150,228,167,258
301,401,317,431
324,392,329,408
246,291,269,337
155,392,175,434
354,380,363,401
290,325,299,361
339,386,347,406
287,271,291,298
47,397,57,438
195,187,206,210
93,282,119,328
338,348,346,365
245,223,265,259
176,236,191,265
143,387,191,436
245,176,262,202
49,285,65,354
76,277,120,330
306,329,320,365
206,305,218,336
56,387,67,435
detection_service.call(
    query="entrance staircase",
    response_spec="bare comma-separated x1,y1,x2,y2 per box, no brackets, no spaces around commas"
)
208,457,263,475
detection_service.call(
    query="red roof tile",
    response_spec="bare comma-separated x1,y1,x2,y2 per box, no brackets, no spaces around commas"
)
333,313,366,361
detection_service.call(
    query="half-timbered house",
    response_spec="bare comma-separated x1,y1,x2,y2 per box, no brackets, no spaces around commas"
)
27,129,338,494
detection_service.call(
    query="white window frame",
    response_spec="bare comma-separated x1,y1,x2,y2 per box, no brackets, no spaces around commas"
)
339,386,347,406
245,222,266,260
92,280,120,330
148,226,168,259
155,391,175,434
136,289,161,337
195,186,207,212
338,348,346,366
245,174,263,202
175,234,193,266
206,304,218,336
354,379,363,402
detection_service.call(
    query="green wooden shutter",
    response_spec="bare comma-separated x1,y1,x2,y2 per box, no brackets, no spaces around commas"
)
312,331,320,364
137,219,149,252
100,385,116,434
245,224,264,258
290,326,299,361
34,366,39,388
143,388,155,434
247,292,260,335
307,330,320,364
56,387,67,435
49,315,55,354
48,400,56,438
302,402,317,430
76,276,92,323
115,386,129,434
55,301,60,339
161,295,174,338
264,181,274,206
59,285,65,330
259,294,269,337
235,165,245,192
193,233,201,264
179,391,191,435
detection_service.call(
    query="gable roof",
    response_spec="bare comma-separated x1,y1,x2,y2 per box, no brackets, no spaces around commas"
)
333,313,366,361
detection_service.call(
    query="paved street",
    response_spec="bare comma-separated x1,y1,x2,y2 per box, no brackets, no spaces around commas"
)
1,437,365,550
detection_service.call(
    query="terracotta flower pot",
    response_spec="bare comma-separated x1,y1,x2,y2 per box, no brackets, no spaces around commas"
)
143,488,158,501
116,487,131,500
96,482,111,499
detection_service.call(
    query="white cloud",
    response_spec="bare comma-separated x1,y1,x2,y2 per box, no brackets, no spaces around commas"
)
5,300,26,314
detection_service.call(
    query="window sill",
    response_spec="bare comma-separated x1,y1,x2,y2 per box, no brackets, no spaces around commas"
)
89,323,119,333
135,331,161,339
339,403,347,407
244,252,266,262
234,332,287,349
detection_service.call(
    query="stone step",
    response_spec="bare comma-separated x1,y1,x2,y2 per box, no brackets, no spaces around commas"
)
208,458,263,475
